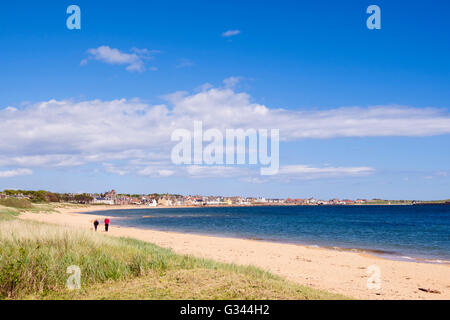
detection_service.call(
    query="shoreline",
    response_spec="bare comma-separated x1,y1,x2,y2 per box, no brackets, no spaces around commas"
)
80,204,450,265
20,205,450,300
103,222,450,266
79,203,448,210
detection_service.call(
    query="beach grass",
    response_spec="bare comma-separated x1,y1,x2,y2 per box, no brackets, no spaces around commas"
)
0,201,73,219
44,268,337,300
0,198,33,209
0,206,20,220
0,216,346,300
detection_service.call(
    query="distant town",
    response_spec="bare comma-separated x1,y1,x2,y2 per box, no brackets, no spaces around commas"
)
1,189,448,206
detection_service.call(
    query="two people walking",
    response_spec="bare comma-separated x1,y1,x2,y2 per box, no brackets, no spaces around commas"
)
93,218,110,232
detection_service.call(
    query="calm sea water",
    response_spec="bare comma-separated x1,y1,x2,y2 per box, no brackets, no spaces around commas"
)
85,205,450,262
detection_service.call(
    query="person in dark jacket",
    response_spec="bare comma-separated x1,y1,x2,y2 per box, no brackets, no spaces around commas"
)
93,219,99,231
104,218,110,232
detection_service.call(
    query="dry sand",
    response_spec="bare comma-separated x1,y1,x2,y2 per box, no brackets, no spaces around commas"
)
20,205,450,300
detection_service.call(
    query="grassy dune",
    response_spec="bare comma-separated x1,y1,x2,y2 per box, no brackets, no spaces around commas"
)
0,198,33,209
0,206,346,300
0,206,20,220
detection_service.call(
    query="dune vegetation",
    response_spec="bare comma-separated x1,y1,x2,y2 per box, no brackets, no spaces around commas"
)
0,204,346,300
0,198,33,209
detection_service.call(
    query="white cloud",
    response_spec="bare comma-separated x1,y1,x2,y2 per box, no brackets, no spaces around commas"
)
176,164,375,181
130,47,161,55
1,82,450,180
103,163,128,176
186,165,246,178
436,171,449,177
158,169,175,177
83,46,157,72
176,58,194,68
277,165,375,179
221,30,241,37
240,176,268,184
0,154,85,167
138,166,175,177
0,168,32,178
223,76,242,88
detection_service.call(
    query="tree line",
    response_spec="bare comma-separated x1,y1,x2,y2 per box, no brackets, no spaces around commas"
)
2,190,93,204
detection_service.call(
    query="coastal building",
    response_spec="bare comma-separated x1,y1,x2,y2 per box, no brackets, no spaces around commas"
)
147,199,157,207
101,189,121,204
173,198,185,206
228,196,242,204
158,198,172,206
206,199,223,205
183,197,194,206
188,197,204,206
329,198,343,205
285,198,306,205
104,189,117,199
267,198,285,204
231,197,250,205
254,197,267,203
130,197,140,205
92,197,114,205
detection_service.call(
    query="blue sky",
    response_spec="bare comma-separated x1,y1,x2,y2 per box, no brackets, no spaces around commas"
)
0,0,449,199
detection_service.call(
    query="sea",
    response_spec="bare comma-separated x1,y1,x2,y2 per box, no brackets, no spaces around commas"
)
84,205,450,263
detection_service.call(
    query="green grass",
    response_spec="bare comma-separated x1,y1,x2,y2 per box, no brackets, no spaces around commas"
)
0,206,20,220
415,199,450,204
0,198,32,209
43,268,339,300
0,199,60,219
364,200,414,205
0,217,346,300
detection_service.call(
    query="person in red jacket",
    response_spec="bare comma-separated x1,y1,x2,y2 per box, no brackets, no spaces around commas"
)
104,218,110,232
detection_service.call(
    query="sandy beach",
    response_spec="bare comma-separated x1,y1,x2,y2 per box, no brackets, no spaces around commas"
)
20,205,450,300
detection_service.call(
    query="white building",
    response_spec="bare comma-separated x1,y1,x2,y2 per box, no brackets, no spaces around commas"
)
93,198,114,205
147,199,157,207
